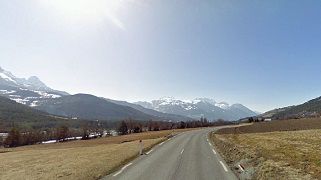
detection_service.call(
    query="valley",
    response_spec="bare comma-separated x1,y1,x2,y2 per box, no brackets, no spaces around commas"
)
0,67,257,123
1,65,321,180
1,2,320,180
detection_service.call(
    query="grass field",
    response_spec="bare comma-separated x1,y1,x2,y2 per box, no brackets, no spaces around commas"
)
0,129,194,180
211,129,321,179
216,118,321,134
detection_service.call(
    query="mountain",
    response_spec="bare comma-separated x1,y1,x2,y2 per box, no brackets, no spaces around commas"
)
0,66,68,106
228,104,258,119
35,94,162,121
0,96,80,131
105,98,194,122
135,97,258,121
0,67,257,122
0,67,193,122
262,96,321,119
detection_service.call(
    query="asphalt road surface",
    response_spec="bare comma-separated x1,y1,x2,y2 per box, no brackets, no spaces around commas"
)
102,128,237,180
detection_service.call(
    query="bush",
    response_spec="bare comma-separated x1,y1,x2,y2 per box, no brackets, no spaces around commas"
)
4,128,21,147
56,125,69,141
0,136,3,147
20,131,43,145
82,126,89,140
118,121,128,135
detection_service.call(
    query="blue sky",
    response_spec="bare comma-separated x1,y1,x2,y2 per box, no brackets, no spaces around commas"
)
1,0,321,112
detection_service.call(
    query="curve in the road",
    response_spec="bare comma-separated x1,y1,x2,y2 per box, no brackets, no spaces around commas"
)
102,128,237,180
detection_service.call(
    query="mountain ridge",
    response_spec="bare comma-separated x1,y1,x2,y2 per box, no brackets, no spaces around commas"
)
0,95,82,131
35,94,162,121
134,97,258,121
0,66,257,122
0,66,69,106
105,98,194,122
262,96,321,119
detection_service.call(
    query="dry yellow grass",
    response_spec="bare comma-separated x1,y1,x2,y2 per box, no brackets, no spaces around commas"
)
212,129,321,179
0,129,195,180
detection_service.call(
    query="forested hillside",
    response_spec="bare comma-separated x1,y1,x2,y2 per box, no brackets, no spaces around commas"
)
263,96,321,119
0,96,84,131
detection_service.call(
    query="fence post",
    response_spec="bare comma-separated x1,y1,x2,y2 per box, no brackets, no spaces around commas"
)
139,140,143,155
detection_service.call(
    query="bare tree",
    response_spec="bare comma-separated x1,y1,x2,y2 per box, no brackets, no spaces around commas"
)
4,127,21,147
118,120,128,135
56,125,69,142
81,124,89,140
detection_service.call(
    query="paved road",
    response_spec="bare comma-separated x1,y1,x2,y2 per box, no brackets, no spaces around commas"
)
102,128,237,180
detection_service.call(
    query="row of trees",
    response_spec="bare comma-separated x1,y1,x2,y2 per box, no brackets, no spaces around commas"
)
1,120,111,148
118,117,232,135
1,126,71,147
1,124,98,148
1,119,109,148
1,118,234,148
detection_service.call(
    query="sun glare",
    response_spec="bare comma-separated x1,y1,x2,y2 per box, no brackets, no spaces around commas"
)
42,0,125,29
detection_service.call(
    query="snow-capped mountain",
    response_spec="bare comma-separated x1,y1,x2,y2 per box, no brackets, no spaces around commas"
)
0,66,68,106
135,97,258,121
0,66,257,122
215,102,230,109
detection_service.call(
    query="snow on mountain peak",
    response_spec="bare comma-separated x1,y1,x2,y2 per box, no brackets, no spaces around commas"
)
136,97,258,121
0,66,67,106
215,102,230,109
0,69,17,84
156,96,183,106
152,97,231,109
192,98,216,105
159,96,176,102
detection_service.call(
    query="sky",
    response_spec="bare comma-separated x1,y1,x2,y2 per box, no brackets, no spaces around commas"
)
1,0,321,112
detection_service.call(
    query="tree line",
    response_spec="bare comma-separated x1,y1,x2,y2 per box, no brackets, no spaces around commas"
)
117,117,234,135
0,118,234,148
0,121,105,148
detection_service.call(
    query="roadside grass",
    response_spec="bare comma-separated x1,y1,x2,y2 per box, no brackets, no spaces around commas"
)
211,129,321,179
216,118,321,134
0,128,195,180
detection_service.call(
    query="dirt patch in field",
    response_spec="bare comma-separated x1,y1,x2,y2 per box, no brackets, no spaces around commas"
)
211,129,321,179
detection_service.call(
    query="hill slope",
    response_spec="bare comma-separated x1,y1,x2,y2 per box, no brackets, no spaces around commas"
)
264,96,321,119
36,94,159,121
0,96,77,131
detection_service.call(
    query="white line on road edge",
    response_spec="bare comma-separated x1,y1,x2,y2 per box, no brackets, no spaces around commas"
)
219,161,228,172
113,163,133,177
208,142,212,146
212,149,217,155
180,149,184,154
159,142,165,146
146,149,153,155
206,138,209,142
